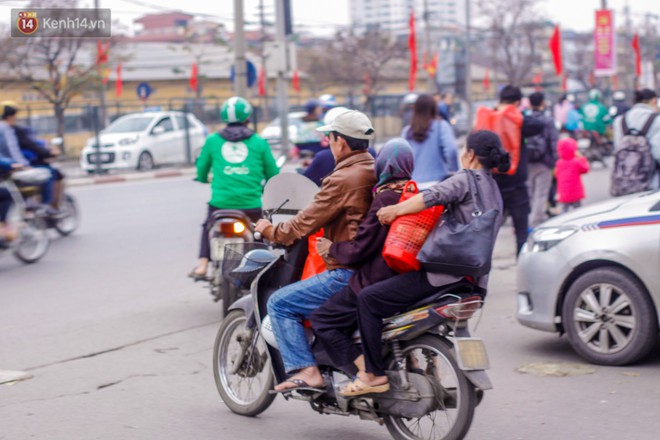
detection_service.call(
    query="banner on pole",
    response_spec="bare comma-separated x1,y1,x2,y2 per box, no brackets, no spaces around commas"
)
594,9,616,77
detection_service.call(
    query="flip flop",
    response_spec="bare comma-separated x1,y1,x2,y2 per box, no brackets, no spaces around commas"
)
269,378,326,394
187,270,209,282
339,377,390,397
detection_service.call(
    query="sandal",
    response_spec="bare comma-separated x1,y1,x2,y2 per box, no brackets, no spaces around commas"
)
187,269,209,282
270,378,326,394
339,377,389,397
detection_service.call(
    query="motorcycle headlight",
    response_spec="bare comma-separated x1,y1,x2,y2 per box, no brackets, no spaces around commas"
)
118,136,139,146
527,226,578,252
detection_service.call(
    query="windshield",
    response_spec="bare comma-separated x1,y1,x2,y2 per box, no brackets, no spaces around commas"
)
104,116,154,133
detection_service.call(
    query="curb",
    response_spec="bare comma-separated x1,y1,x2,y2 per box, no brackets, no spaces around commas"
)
67,167,197,187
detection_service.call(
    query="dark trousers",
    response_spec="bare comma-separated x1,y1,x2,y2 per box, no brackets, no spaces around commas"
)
357,271,437,376
501,186,531,255
198,205,262,259
0,188,11,222
310,286,361,374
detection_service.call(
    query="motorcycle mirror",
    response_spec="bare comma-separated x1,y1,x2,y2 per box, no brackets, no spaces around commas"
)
608,106,618,117
51,137,63,146
276,155,287,169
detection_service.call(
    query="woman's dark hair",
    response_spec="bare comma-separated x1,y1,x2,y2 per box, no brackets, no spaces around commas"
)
331,131,370,151
634,88,657,104
466,130,511,173
408,94,437,143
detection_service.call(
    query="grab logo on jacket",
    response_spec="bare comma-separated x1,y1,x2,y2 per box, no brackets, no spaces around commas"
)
222,141,249,164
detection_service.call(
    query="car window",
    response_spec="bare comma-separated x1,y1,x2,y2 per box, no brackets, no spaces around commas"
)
154,117,174,133
651,197,660,212
104,116,153,133
174,115,188,130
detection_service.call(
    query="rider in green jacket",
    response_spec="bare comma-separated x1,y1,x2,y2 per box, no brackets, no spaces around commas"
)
190,96,279,280
580,89,611,135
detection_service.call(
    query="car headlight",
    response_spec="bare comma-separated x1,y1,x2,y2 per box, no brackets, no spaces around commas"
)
527,226,578,252
118,136,139,146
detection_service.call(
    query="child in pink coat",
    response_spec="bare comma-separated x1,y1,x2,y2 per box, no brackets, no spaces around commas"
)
555,138,590,212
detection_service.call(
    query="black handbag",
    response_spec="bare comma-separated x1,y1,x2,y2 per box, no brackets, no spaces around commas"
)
417,170,499,278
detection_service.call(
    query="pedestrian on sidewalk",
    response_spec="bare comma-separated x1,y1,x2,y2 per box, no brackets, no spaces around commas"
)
402,94,458,189
525,92,558,228
555,138,590,212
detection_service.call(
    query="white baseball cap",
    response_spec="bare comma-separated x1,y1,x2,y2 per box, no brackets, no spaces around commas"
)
317,110,375,140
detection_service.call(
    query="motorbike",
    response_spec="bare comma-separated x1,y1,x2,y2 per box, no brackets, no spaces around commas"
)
212,174,492,440
200,155,296,316
575,130,613,167
0,167,52,263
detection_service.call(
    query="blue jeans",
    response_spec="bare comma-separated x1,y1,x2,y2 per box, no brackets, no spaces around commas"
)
267,268,353,373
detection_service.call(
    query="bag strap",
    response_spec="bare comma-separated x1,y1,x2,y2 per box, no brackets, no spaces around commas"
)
621,114,631,136
464,170,485,216
640,113,659,137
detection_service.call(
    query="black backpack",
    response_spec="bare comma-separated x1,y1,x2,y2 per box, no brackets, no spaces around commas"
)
610,113,659,197
526,132,547,163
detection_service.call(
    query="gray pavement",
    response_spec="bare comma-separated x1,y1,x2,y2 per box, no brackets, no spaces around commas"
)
1,165,660,440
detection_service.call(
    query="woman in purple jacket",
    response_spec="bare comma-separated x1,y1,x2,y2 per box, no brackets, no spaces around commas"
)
310,138,414,376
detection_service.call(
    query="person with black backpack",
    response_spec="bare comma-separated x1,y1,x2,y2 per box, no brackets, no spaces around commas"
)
525,92,559,228
611,89,660,196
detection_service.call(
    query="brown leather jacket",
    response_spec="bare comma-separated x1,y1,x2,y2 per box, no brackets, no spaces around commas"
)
271,150,376,270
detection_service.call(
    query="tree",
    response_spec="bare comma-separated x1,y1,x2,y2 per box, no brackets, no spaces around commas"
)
299,29,406,106
476,0,545,86
4,0,114,150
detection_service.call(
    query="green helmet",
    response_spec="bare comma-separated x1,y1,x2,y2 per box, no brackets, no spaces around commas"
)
221,96,253,123
588,89,601,101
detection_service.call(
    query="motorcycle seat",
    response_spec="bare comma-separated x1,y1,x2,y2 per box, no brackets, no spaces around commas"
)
406,279,484,312
211,209,254,224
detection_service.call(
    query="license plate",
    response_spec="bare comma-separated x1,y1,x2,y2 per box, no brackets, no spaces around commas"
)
211,237,244,261
454,338,490,371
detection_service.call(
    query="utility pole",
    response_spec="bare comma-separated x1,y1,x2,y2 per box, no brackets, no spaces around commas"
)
423,0,434,92
259,0,270,120
600,0,607,9
94,0,107,127
465,0,473,128
275,0,290,157
93,0,106,175
623,1,633,90
234,0,248,96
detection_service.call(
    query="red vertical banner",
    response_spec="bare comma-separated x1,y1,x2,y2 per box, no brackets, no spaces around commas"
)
189,63,198,92
258,66,266,96
115,62,122,97
631,33,642,77
292,69,300,92
483,68,490,92
533,71,542,90
408,11,417,91
594,10,616,77
548,25,563,76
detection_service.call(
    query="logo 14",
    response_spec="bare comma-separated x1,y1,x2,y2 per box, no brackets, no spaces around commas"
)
17,11,38,35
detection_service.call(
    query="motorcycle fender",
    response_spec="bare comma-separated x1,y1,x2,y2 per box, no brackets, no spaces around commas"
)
228,295,257,329
463,369,493,391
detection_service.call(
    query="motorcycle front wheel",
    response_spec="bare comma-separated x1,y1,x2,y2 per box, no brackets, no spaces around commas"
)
54,194,80,236
384,335,477,440
14,217,50,263
213,310,275,417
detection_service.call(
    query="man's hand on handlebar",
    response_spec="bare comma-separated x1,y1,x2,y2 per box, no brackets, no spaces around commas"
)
255,219,275,242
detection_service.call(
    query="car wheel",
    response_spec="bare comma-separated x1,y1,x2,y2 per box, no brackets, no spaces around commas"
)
137,152,154,171
562,267,658,366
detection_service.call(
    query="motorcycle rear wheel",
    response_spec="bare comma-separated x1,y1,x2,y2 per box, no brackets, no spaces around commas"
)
213,310,275,417
384,335,477,440
14,217,50,263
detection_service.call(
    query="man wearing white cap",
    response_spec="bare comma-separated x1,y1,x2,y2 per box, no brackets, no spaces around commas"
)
255,110,377,392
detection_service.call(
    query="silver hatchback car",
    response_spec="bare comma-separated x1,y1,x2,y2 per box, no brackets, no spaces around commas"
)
517,190,660,365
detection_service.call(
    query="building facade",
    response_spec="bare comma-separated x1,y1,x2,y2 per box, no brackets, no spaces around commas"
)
350,0,465,37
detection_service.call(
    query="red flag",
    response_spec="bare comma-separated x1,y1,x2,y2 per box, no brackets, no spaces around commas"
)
96,41,110,65
258,66,266,97
189,63,198,92
115,62,122,97
427,53,438,76
292,69,300,92
632,33,642,77
548,25,563,76
408,11,417,91
483,68,490,92
533,71,542,90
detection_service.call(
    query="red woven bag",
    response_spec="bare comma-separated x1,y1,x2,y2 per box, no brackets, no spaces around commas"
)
382,181,444,273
